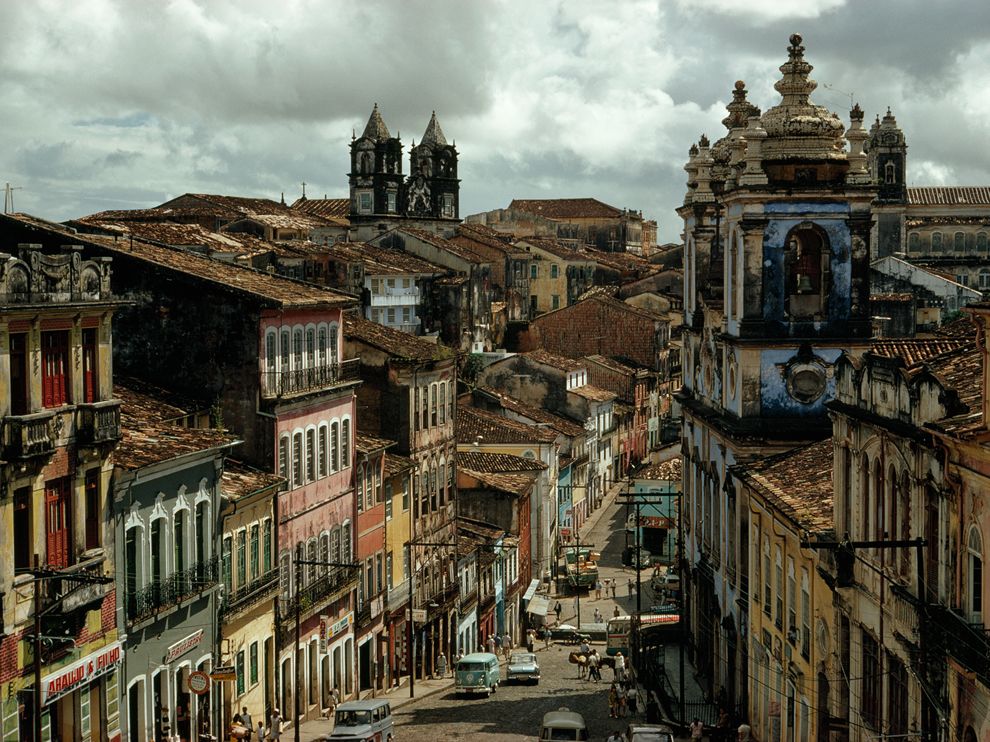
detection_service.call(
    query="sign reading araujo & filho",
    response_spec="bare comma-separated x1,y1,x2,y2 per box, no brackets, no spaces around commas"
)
42,641,122,704
164,629,204,664
325,612,354,643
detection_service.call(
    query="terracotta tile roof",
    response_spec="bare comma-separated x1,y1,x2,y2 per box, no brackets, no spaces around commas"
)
870,338,971,367
583,245,658,274
925,343,984,437
356,432,395,453
456,405,558,445
328,241,444,275
734,438,834,533
569,384,617,403
584,354,636,377
162,193,290,216
291,197,351,219
519,236,592,262
72,219,282,258
389,227,489,265
459,468,539,497
475,388,586,438
1,212,356,309
225,211,332,232
456,450,546,473
115,383,238,470
113,376,209,419
509,198,624,219
458,517,506,554
455,223,516,246
384,452,417,478
222,460,283,501
344,311,455,362
524,349,586,372
577,285,620,301
907,187,990,206
637,457,682,482
936,315,979,339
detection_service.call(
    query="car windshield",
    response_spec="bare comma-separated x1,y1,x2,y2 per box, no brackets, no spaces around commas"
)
631,734,672,742
458,662,484,672
510,653,536,664
336,710,372,726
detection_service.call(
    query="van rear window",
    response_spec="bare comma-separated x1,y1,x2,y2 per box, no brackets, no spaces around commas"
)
458,662,484,671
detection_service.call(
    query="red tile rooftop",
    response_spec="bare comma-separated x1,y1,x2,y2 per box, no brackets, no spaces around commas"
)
509,198,624,220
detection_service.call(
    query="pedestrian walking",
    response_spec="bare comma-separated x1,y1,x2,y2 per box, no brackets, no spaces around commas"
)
240,707,254,740
256,721,264,741
613,605,621,619
268,708,282,741
627,578,633,596
608,683,619,718
593,607,602,624
595,580,602,600
526,629,535,653
494,634,503,655
504,631,513,656
543,625,552,650
487,634,496,655
554,600,562,623
610,580,617,598
626,683,637,714
690,717,704,740
588,650,601,683
617,685,627,717
614,651,626,682
436,651,447,678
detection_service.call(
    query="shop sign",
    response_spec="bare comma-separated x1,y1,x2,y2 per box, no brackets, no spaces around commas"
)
326,612,354,642
319,616,329,653
210,666,237,682
370,595,384,620
164,629,204,664
639,515,674,529
42,641,122,704
187,671,210,695
411,608,427,623
560,528,571,540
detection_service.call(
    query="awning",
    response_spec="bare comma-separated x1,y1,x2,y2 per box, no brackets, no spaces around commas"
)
527,595,550,616
522,578,540,603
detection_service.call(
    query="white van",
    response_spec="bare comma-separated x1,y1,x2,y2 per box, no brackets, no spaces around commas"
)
325,698,394,742
539,707,588,741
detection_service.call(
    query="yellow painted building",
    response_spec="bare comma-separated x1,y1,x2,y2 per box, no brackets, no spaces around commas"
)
382,451,414,685
734,439,835,742
217,463,283,732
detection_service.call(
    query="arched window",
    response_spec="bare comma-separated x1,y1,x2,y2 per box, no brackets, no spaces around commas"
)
305,429,316,482
955,232,966,253
439,462,446,505
266,332,277,373
873,459,885,542
320,533,330,577
439,384,447,425
908,233,920,253
331,527,341,565
899,470,910,576
278,435,290,481
280,329,290,371
330,422,340,473
884,162,895,184
860,454,870,542
307,538,318,585
279,551,291,601
318,425,328,478
293,329,303,370
931,231,943,252
292,432,303,488
888,464,899,545
978,232,988,253
306,328,316,368
969,526,983,622
318,326,328,367
979,269,990,291
341,419,351,468
785,226,829,318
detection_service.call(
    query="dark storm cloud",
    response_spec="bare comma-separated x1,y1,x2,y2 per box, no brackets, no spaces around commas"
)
0,0,987,242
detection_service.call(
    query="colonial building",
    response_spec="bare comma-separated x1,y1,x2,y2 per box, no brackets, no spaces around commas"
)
0,243,123,742
449,223,533,324
677,34,876,712
348,106,460,240
515,237,596,316
112,383,237,742
342,313,458,683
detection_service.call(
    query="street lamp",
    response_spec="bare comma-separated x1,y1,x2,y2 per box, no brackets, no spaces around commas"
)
290,558,359,742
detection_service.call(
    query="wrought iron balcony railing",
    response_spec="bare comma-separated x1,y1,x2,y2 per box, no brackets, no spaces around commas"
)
220,567,279,618
126,557,220,624
2,410,57,459
260,359,360,398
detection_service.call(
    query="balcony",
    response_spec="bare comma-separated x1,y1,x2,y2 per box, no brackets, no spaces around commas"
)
929,605,990,684
260,359,360,398
220,568,279,619
126,557,220,624
2,410,57,460
294,565,359,616
76,399,122,445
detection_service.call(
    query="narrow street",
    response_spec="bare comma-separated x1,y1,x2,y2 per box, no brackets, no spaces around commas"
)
388,481,661,741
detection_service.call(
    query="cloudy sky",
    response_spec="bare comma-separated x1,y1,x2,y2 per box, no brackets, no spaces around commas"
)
2,0,989,242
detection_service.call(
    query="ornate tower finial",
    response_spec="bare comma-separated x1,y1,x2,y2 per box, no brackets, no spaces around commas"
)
721,80,761,131
850,103,864,122
774,32,816,107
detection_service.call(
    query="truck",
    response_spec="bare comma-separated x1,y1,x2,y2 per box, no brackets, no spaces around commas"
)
563,547,600,589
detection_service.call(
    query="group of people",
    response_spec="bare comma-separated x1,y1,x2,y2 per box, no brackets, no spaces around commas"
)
593,578,619,600
485,631,515,659
229,707,282,741
606,680,638,719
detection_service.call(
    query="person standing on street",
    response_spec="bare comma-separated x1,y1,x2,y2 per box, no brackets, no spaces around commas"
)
690,717,704,740
626,683,637,715
256,721,264,741
503,631,513,659
627,578,634,596
610,580,617,598
240,707,254,741
436,651,447,678
494,634,503,656
613,605,621,619
608,684,619,718
614,651,626,682
268,708,282,741
595,580,602,600
587,650,601,683
543,626,552,650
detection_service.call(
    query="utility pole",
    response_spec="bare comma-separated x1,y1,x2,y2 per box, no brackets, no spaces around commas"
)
405,540,459,698
566,539,596,630
291,559,359,742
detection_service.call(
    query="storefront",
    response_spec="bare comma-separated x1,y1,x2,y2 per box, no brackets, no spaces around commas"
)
41,641,123,742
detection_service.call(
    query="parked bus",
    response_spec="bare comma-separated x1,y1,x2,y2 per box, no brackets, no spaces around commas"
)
606,613,680,656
